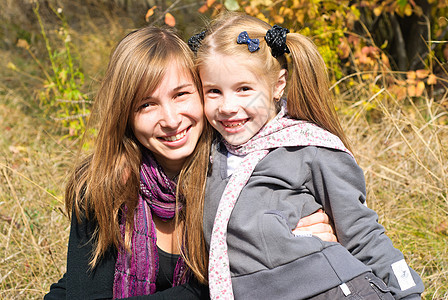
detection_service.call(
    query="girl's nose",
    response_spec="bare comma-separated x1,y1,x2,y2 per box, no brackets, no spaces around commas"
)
219,96,239,115
159,103,182,128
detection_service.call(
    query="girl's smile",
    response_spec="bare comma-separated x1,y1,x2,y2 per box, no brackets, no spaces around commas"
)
220,119,249,131
200,53,284,145
159,126,190,143
133,63,204,177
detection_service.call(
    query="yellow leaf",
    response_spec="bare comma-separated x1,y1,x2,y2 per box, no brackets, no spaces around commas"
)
415,69,429,79
404,3,413,16
7,62,17,71
256,13,269,23
407,84,416,97
427,74,437,85
283,8,293,17
373,6,382,16
207,0,215,7
406,78,416,85
381,53,390,67
273,15,284,24
164,13,176,27
415,81,425,96
296,10,305,24
17,39,30,49
396,86,407,101
406,71,416,79
145,6,157,22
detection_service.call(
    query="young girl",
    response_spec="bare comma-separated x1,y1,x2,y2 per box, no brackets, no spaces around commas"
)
190,12,424,299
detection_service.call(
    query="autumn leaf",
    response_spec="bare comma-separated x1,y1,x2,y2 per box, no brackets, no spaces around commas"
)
17,39,30,49
396,85,407,101
416,69,429,79
337,38,350,59
415,81,425,97
406,71,416,80
381,53,390,67
273,14,284,24
427,74,437,85
7,62,17,71
207,0,216,7
164,13,175,27
198,3,209,13
224,0,240,11
373,6,382,16
404,4,413,16
407,84,416,97
145,6,157,22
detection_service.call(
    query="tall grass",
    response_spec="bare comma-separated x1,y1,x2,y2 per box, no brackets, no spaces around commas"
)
1,0,447,299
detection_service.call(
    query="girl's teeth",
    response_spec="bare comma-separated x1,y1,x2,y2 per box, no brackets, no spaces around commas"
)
223,120,247,128
163,129,187,142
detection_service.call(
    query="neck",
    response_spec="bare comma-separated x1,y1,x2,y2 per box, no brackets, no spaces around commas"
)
152,155,184,179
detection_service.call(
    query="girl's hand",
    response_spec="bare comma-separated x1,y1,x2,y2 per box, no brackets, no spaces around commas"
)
292,209,337,242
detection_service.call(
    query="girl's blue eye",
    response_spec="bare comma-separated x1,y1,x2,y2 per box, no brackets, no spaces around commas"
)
176,91,189,98
137,102,155,112
209,89,221,94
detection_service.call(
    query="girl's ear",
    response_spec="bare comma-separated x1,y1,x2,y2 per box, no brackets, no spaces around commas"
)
274,69,287,100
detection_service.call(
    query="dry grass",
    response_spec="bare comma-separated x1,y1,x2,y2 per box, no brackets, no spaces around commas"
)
1,1,448,299
338,79,448,298
0,92,72,298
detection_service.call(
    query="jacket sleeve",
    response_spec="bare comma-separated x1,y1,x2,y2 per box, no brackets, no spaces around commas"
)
307,147,424,299
44,272,67,300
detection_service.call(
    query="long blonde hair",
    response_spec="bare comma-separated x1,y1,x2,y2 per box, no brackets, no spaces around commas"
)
196,12,351,151
66,26,211,282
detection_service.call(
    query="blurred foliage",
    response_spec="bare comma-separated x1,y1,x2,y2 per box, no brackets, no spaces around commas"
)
199,0,448,106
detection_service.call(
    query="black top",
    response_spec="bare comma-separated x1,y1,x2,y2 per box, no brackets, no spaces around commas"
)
44,211,209,300
156,246,179,291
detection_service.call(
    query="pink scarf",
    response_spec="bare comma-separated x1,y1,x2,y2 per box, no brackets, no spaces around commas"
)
208,106,352,299
113,152,189,298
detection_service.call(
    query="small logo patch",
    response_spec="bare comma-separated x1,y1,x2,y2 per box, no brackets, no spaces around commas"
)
391,259,416,291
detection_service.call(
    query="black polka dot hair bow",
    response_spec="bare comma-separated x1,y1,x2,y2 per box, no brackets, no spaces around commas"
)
236,31,260,53
188,30,207,53
265,25,290,58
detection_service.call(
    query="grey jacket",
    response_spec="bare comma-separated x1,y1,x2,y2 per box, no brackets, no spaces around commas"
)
204,142,424,299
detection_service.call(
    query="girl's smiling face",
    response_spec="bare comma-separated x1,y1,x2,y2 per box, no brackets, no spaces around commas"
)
200,53,284,145
132,63,204,177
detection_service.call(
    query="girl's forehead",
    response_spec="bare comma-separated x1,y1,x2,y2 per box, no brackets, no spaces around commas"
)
202,52,269,84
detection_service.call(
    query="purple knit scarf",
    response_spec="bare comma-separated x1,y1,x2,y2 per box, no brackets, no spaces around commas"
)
113,152,188,298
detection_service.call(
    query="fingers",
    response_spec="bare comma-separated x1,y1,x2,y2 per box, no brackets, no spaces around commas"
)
295,209,330,229
313,232,338,243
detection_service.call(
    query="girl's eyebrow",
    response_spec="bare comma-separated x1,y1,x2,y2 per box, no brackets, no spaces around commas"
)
172,83,194,92
202,83,217,88
143,83,194,100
